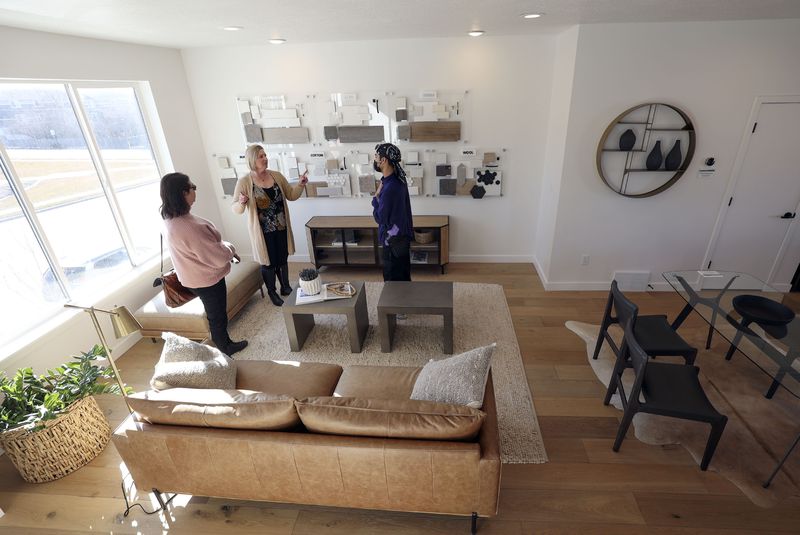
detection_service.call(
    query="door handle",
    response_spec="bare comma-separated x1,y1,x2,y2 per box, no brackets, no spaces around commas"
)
780,212,796,219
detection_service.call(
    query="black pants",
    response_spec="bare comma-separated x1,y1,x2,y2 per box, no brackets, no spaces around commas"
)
188,278,230,352
383,236,411,281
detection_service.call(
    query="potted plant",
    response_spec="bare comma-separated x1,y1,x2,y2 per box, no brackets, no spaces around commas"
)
298,267,321,296
0,344,128,483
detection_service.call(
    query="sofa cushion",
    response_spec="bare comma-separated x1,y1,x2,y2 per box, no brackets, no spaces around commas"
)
128,388,299,430
296,397,485,440
411,344,496,409
334,365,421,399
150,332,236,390
236,360,343,398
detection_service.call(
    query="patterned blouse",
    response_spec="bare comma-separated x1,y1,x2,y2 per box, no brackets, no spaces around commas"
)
254,183,287,233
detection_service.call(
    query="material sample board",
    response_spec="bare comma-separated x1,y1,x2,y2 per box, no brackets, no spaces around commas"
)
337,125,385,143
261,127,310,144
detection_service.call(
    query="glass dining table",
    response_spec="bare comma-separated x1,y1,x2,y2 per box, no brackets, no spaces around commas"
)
663,270,800,487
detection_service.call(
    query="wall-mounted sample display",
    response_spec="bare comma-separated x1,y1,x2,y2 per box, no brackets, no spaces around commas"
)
238,94,312,146
596,102,695,198
474,169,502,197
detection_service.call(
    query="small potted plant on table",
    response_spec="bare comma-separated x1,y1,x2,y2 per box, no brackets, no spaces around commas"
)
298,268,321,296
0,345,128,483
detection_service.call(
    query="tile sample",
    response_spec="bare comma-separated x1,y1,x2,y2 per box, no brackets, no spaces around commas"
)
326,158,340,171
439,178,457,196
434,153,448,165
261,109,298,119
395,109,408,121
407,121,461,142
245,123,263,142
286,157,298,169
260,127,309,144
340,93,358,106
221,177,237,196
436,164,451,177
241,112,253,125
406,151,419,164
456,163,467,182
356,153,370,165
220,167,236,179
305,181,327,197
470,185,486,199
337,125,384,143
237,99,251,114
326,173,352,196
475,168,502,196
249,105,261,119
324,125,339,140
217,156,230,168
408,186,419,196
407,165,424,179
396,124,411,140
393,96,407,109
261,117,301,128
288,168,300,179
316,186,343,197
456,178,477,196
358,175,377,194
483,152,498,166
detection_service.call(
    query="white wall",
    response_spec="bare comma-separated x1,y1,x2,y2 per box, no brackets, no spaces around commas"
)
540,19,800,290
535,26,579,282
181,35,555,263
0,26,215,373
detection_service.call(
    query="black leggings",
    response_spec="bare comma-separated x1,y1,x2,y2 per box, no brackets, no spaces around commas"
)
188,278,230,351
383,236,411,281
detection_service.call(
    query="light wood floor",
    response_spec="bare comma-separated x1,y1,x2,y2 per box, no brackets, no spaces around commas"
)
1,263,799,534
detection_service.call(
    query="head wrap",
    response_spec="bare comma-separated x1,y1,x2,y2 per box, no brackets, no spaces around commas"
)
375,143,407,184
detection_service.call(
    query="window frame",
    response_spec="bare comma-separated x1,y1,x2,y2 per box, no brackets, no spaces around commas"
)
0,78,168,313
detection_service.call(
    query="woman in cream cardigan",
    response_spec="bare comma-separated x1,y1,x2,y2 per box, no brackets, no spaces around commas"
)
232,144,307,306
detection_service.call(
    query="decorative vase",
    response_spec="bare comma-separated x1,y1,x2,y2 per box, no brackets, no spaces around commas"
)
619,129,636,151
299,276,321,296
664,139,683,171
646,140,663,170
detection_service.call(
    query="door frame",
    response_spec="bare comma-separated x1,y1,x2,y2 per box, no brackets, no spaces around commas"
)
701,95,800,289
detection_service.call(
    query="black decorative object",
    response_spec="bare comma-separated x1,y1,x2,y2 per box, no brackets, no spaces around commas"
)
664,140,682,171
646,140,663,170
470,185,486,199
619,129,636,151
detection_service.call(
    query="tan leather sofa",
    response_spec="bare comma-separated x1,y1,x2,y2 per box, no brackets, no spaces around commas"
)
112,360,502,528
134,260,263,341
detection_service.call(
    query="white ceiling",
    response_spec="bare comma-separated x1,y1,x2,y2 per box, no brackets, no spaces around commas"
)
0,0,799,49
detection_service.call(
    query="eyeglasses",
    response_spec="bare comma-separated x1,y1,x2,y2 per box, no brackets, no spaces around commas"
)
187,185,197,191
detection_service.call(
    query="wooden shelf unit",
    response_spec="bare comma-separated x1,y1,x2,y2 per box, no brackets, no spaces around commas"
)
305,215,450,274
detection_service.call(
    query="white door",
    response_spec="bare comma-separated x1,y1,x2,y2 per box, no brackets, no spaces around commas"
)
709,102,800,284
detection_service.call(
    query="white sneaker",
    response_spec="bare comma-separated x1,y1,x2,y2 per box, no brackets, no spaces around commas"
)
396,314,407,320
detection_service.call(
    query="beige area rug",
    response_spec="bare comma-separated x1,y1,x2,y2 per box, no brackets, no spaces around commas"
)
566,321,800,507
229,282,547,464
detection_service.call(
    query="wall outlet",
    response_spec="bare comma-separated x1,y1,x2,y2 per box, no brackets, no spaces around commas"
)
580,254,590,266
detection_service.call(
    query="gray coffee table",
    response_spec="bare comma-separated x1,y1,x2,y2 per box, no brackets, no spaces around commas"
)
283,281,368,352
378,281,453,354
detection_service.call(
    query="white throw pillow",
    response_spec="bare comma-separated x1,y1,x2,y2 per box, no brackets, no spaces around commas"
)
410,343,496,408
150,332,236,390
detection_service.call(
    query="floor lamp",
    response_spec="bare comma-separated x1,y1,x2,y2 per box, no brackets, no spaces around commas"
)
64,304,142,414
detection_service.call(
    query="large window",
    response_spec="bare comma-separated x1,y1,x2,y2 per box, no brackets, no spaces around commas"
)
0,81,164,349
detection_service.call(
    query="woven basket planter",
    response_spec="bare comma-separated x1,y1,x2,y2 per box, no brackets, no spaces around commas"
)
414,230,435,244
0,396,110,483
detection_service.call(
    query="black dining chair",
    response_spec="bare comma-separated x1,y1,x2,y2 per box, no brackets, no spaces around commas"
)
593,280,697,365
605,319,728,471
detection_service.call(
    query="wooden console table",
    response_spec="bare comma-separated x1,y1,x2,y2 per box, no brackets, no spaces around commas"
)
305,215,449,273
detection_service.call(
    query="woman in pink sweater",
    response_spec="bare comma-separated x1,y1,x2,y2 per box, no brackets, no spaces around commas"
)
160,172,247,357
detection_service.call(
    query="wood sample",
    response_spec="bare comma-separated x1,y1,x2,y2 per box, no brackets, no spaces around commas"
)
337,125,385,143
483,152,498,166
305,181,327,197
456,178,476,196
324,126,339,140
261,127,309,144
398,121,460,142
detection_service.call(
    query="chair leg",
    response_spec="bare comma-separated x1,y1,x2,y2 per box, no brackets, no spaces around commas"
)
613,408,636,452
705,320,715,349
592,321,610,360
684,348,698,366
700,416,727,471
603,355,626,406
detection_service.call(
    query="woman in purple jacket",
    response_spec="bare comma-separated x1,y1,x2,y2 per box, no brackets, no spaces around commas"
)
160,172,247,357
372,143,413,281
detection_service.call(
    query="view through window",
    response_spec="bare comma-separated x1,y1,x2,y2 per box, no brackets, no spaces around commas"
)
0,81,163,349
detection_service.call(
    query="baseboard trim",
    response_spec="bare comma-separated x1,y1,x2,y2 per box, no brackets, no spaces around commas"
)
543,279,673,292
289,254,534,264
532,256,549,288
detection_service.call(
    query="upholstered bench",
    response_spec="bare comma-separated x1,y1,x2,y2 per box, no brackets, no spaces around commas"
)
135,260,264,341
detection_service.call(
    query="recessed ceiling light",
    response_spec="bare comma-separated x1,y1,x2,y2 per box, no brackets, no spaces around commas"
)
522,13,543,19
222,26,243,31
269,38,287,45
468,30,485,37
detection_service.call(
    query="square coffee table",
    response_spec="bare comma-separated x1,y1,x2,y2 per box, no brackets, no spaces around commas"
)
283,280,368,352
378,281,453,354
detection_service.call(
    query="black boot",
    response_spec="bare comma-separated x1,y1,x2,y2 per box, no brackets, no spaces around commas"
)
225,340,248,358
277,264,293,296
261,265,284,306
